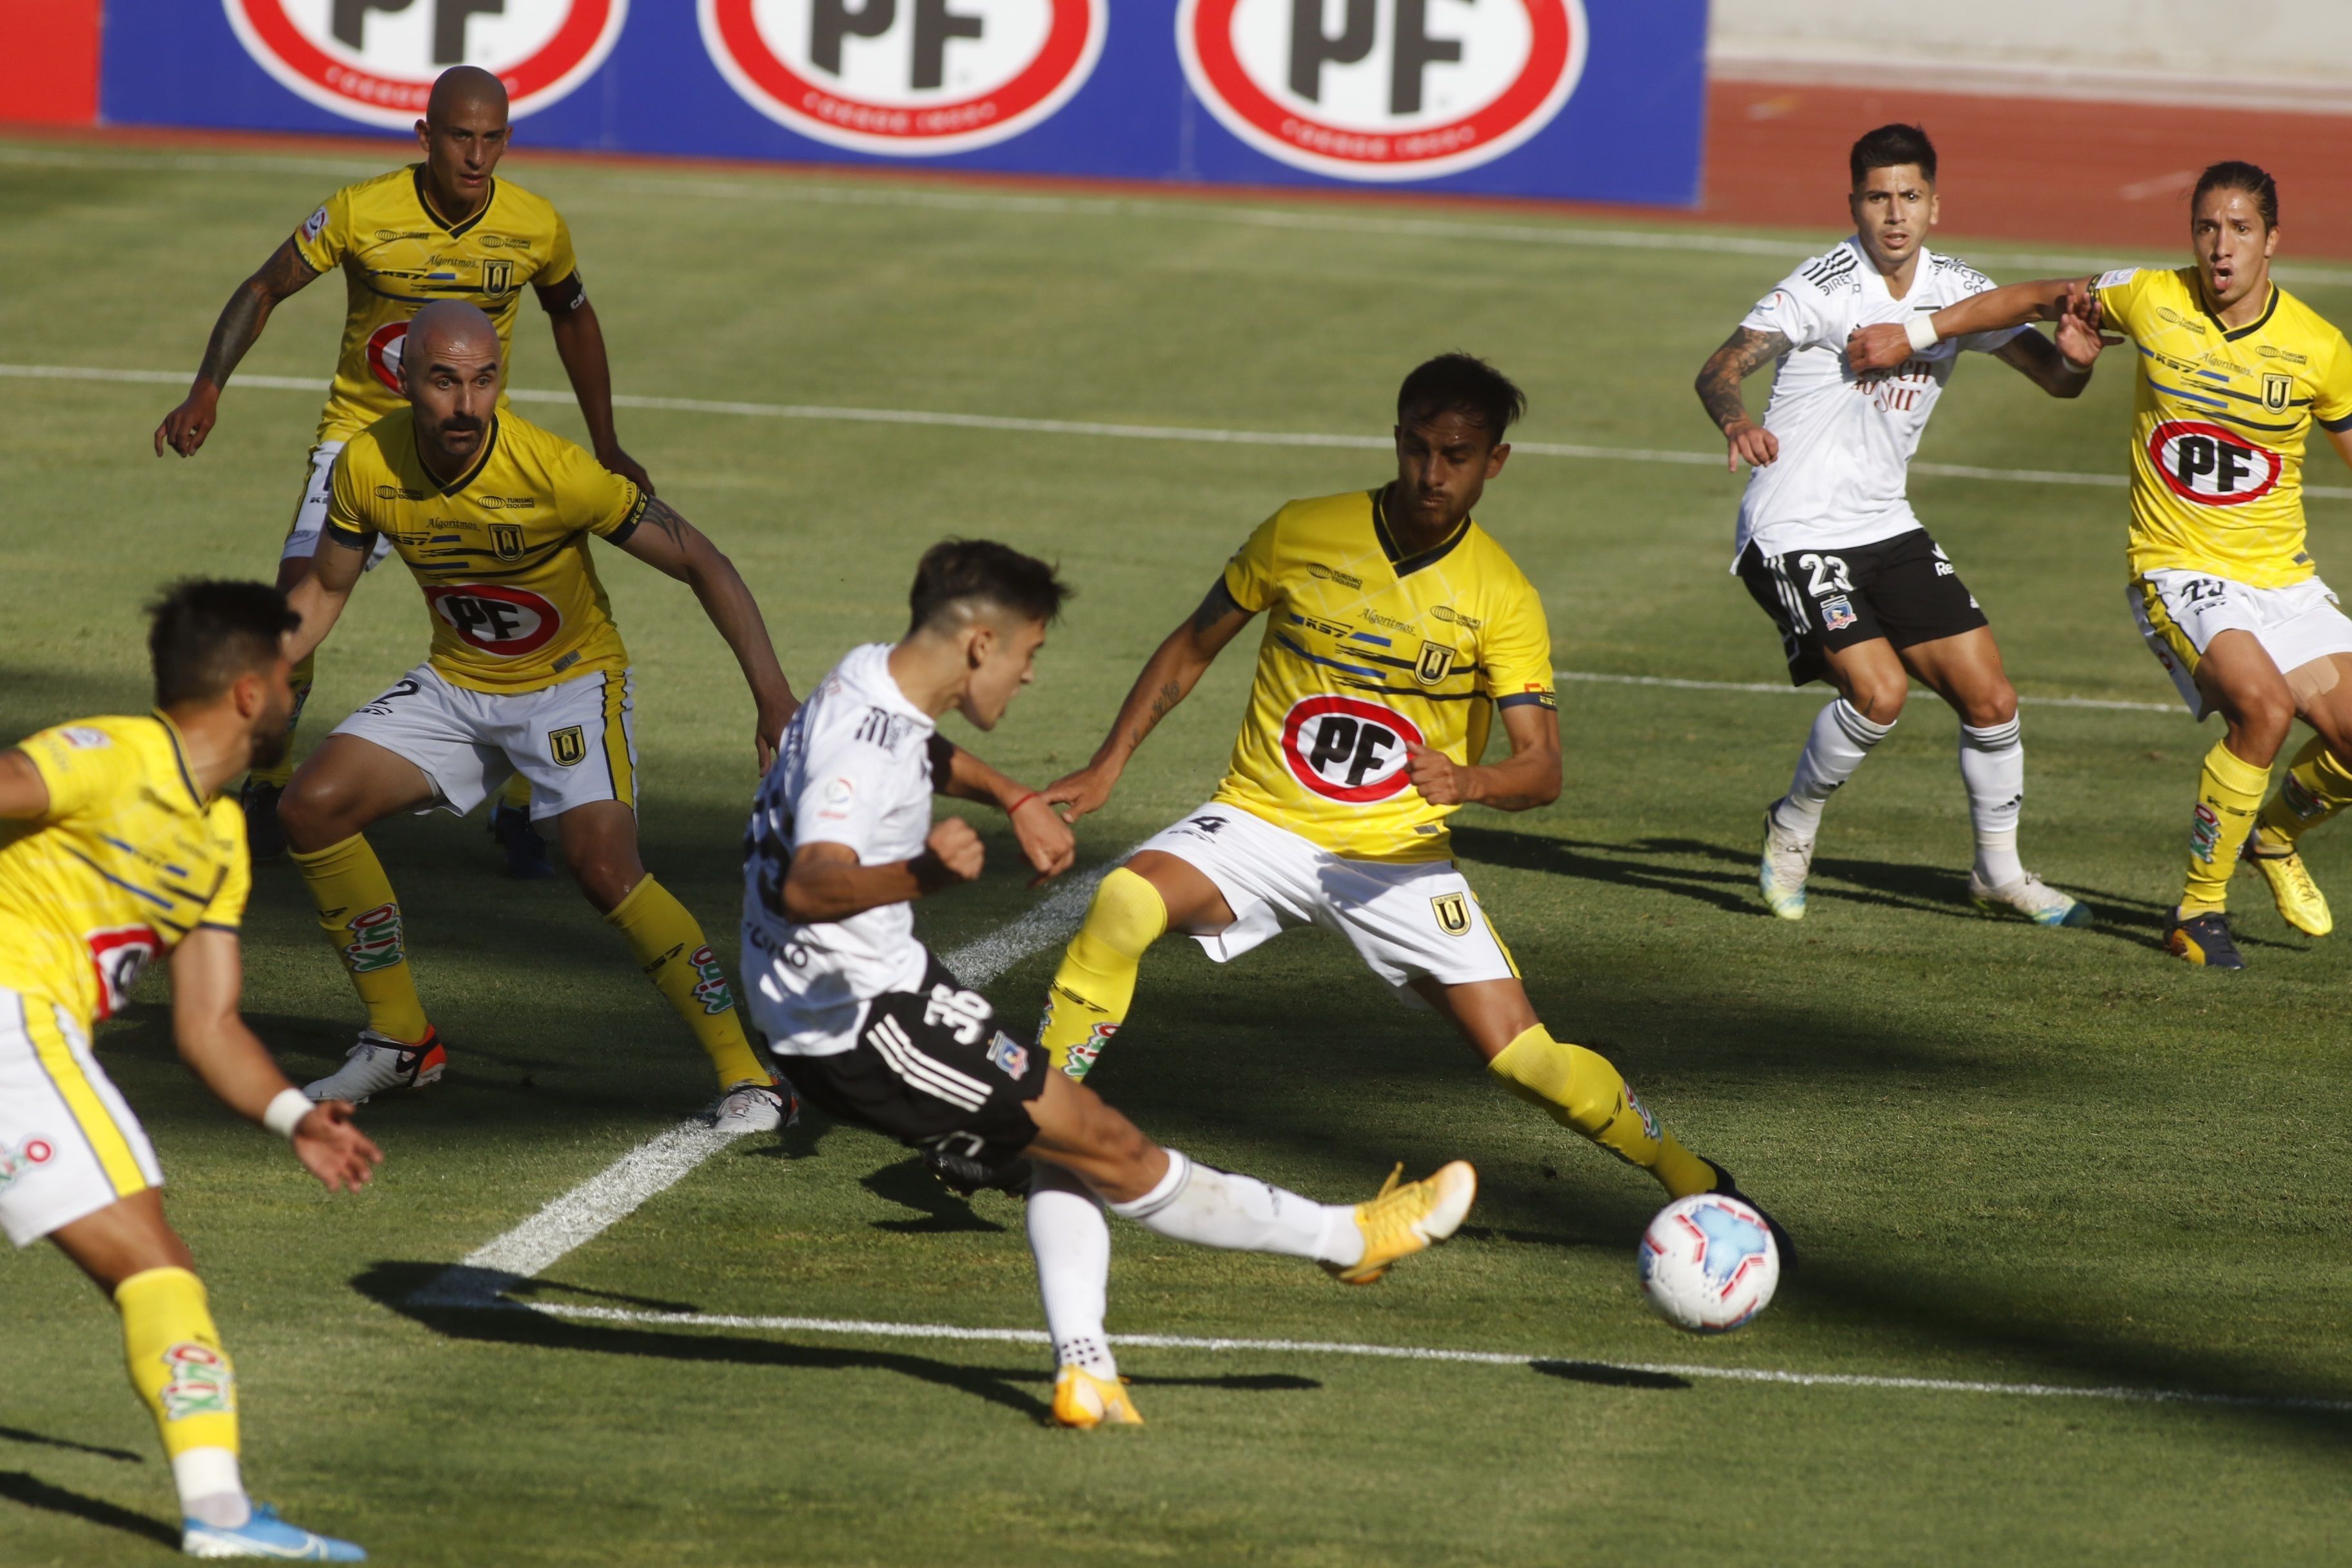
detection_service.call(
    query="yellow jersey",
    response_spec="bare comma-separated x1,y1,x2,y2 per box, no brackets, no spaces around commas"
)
1212,489,1556,864
2093,266,2352,587
0,715,250,1029
291,166,580,446
325,409,647,694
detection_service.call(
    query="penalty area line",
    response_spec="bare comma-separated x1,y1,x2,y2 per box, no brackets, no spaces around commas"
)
1554,669,2182,714
440,1298,2352,1417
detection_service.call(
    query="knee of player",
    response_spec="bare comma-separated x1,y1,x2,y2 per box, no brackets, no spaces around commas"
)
276,772,349,850
567,852,642,913
1844,677,1908,723
1961,681,2017,729
2237,688,2297,750
1084,867,1171,959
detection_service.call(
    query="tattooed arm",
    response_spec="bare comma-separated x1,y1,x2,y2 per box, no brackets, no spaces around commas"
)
614,497,798,768
1042,576,1257,824
1693,325,1792,472
155,238,322,457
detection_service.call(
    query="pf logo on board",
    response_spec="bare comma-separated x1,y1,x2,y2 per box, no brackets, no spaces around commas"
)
701,0,1106,156
1179,0,1586,182
223,0,627,129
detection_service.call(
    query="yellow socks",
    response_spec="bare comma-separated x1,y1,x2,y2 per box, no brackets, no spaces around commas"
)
2181,739,2272,917
117,1267,249,1527
1489,1025,1715,1199
291,832,432,1044
497,773,533,814
246,651,313,790
606,876,769,1089
2255,734,2352,854
1037,867,1167,1080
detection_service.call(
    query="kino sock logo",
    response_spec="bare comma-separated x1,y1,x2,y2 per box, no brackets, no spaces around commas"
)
688,945,737,1015
158,1342,236,1421
2190,802,2225,863
342,902,405,974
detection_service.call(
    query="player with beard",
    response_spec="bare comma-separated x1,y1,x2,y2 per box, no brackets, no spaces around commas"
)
273,302,797,1124
0,580,380,1558
743,539,1478,1429
1694,123,2106,927
154,64,648,878
1849,162,2352,968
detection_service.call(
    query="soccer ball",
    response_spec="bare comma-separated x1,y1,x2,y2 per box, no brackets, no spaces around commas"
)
1638,1193,1779,1333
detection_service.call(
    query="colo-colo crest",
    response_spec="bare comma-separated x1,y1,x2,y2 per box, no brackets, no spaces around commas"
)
701,0,1107,155
224,0,627,129
1178,0,1586,182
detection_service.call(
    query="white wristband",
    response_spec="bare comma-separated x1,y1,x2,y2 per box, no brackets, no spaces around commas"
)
262,1088,313,1140
1904,314,1941,353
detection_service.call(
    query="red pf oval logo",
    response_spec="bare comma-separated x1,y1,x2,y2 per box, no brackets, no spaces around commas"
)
2148,420,2284,507
365,320,409,393
223,0,626,130
1280,694,1425,802
425,584,562,655
1177,0,1585,182
87,925,162,1022
700,0,1106,156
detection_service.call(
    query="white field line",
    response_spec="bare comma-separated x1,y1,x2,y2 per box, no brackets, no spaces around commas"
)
455,1300,2352,1416
14,361,2351,502
6,142,2352,289
425,862,1117,1292
1554,669,2181,714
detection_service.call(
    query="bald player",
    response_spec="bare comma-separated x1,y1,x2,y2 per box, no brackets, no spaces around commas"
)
155,66,647,877
275,302,798,1128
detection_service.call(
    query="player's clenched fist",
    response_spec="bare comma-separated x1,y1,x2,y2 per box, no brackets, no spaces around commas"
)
915,816,986,888
1845,322,1914,375
1406,742,1465,806
292,1099,383,1193
1009,793,1077,885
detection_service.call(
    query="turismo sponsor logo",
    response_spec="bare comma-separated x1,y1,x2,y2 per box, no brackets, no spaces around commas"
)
224,0,627,130
700,0,1106,155
1177,0,1586,182
424,583,564,655
2148,420,2283,507
1280,692,1424,801
0,1137,56,1194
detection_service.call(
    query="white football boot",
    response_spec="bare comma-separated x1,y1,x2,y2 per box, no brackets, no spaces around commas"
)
703,1080,799,1135
1758,801,1814,921
1967,870,2092,928
304,1028,446,1104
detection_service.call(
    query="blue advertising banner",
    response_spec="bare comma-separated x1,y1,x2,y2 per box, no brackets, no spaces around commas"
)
99,1,1706,206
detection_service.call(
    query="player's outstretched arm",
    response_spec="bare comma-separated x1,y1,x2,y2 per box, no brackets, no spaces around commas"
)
612,499,799,768
1847,277,2095,374
932,741,1075,885
282,529,369,666
168,929,382,1192
1992,310,2119,398
1406,701,1561,812
1044,577,1257,823
0,749,50,820
1694,326,1790,471
538,275,654,495
154,238,320,458
779,823,984,921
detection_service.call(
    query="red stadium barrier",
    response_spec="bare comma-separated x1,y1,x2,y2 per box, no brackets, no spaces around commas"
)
0,0,101,125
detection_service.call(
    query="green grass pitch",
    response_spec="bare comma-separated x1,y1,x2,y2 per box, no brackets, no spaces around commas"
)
5,137,2352,1565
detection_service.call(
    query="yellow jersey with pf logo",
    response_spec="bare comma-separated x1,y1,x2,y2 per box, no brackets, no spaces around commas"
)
1213,489,1556,865
291,166,580,447
326,409,647,694
2093,266,2352,587
0,716,250,1030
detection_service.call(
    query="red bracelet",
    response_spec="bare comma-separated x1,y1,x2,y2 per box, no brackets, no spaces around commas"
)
1007,792,1040,815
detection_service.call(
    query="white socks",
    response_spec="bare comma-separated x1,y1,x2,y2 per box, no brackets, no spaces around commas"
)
1960,718,2026,885
1776,698,1894,836
1106,1150,1364,1267
1027,1162,1117,1378
173,1447,251,1529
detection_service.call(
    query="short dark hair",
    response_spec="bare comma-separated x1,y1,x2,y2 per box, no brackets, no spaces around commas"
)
1396,353,1525,440
146,580,297,707
906,540,1070,636
2193,160,2278,230
1850,123,1937,186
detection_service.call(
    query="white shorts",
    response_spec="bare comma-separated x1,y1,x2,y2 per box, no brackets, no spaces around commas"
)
2131,570,2352,720
1138,802,1518,1007
280,442,391,570
0,988,163,1248
331,663,638,823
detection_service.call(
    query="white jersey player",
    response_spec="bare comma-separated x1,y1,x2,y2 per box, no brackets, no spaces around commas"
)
740,540,1477,1431
1694,123,2109,927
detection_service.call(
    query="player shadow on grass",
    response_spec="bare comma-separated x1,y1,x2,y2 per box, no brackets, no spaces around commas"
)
0,1469,180,1551
352,1263,1319,1424
0,1425,144,1464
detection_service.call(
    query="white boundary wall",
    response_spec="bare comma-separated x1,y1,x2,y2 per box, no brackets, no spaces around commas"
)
1710,1,2352,113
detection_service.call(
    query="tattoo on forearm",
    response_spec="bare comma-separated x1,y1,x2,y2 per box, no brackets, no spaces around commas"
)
1695,326,1791,432
1191,578,1242,635
197,242,318,387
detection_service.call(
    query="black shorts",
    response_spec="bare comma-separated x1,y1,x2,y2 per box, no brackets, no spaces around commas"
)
783,953,1049,1175
1737,529,1988,687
